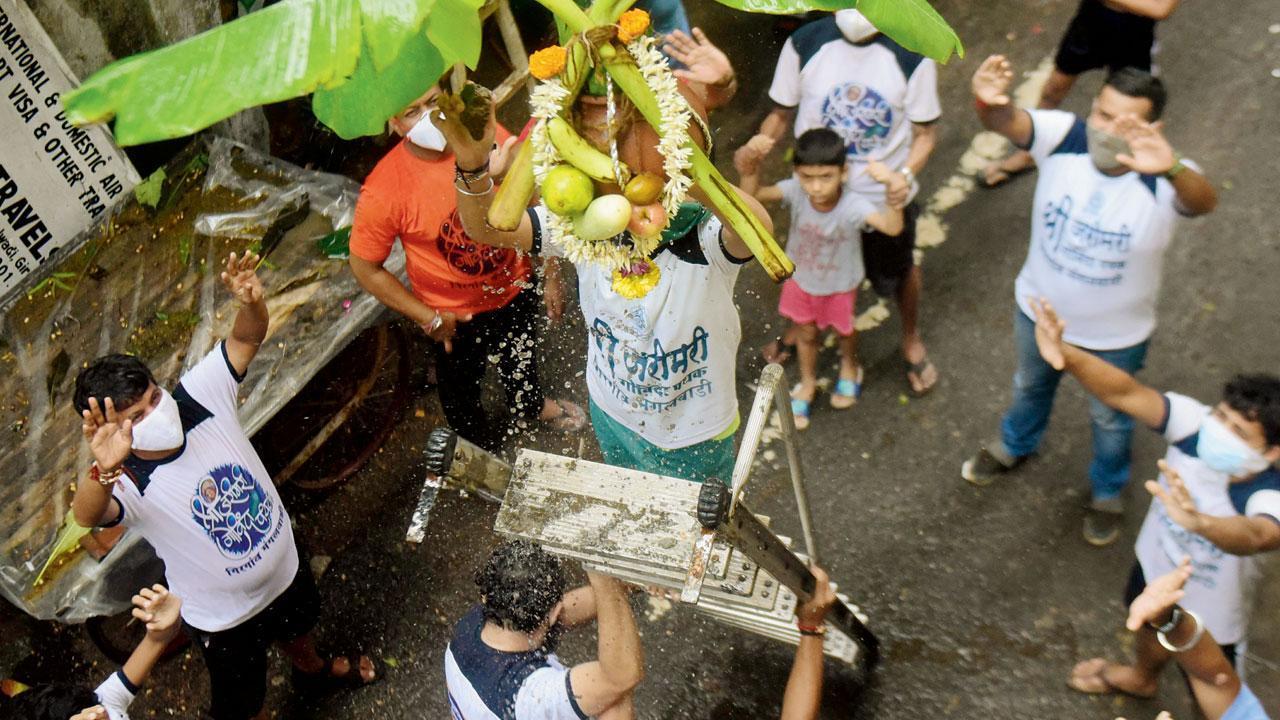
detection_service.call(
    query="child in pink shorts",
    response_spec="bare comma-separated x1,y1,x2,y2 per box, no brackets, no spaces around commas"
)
736,128,903,429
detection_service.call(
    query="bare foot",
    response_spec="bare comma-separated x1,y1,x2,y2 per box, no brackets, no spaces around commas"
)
1067,658,1157,699
982,149,1036,187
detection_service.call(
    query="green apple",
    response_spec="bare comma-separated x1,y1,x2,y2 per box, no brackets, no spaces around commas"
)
573,194,633,241
542,164,595,216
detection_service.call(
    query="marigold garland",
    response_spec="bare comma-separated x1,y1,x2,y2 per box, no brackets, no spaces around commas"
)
617,9,651,44
527,29,697,297
529,45,568,80
612,261,661,299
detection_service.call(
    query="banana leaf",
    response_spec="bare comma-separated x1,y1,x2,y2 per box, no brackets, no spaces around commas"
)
709,0,963,62
33,511,92,588
62,0,481,145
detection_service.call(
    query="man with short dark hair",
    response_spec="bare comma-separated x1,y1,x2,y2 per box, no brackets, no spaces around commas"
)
962,55,1218,546
984,0,1182,186
71,252,376,720
1027,298,1280,700
445,541,644,719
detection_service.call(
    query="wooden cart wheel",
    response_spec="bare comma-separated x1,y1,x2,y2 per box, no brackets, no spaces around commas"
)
85,608,190,666
253,322,412,492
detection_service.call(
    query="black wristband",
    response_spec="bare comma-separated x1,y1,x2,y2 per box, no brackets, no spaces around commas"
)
455,160,491,187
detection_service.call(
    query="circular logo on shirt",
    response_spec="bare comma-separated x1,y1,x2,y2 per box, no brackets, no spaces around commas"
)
820,83,894,157
437,209,518,277
191,464,275,559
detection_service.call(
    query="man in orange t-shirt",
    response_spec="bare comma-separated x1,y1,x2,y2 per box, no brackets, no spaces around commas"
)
349,84,584,449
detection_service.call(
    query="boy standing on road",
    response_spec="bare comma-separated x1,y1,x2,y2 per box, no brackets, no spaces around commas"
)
1028,298,1280,699
962,55,1218,546
70,253,376,720
736,128,904,429
754,9,942,395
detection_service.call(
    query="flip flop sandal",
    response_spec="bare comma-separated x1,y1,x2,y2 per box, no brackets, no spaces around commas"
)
294,653,383,695
1066,659,1155,699
905,357,938,397
829,367,863,410
545,398,586,432
790,397,811,431
762,337,796,365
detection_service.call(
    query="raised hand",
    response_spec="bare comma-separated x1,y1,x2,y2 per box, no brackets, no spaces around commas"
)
131,584,182,640
82,396,133,470
434,84,498,172
220,251,263,305
1125,557,1191,631
663,28,733,88
1029,296,1068,370
1146,460,1205,533
1114,114,1175,175
972,55,1014,106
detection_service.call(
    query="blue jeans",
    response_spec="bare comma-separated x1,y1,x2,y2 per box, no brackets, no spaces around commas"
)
999,309,1149,501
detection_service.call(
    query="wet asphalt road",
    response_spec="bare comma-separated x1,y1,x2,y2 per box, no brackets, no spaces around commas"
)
6,0,1280,717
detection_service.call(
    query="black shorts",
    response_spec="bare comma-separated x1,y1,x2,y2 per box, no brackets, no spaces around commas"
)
861,202,919,298
1054,1,1156,76
187,563,320,720
1121,562,1236,669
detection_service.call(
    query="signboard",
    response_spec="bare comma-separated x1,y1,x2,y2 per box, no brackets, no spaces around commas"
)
0,0,137,298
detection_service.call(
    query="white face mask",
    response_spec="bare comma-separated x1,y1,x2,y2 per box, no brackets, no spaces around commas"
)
131,389,185,452
1085,123,1131,173
405,112,447,152
836,10,878,43
1196,415,1272,478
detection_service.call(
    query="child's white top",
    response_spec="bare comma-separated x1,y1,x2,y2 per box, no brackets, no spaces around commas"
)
1015,109,1196,350
777,177,875,295
112,342,298,632
769,18,940,203
534,205,745,449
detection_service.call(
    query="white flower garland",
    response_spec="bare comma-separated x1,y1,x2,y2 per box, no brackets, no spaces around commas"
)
627,34,694,221
527,33,696,271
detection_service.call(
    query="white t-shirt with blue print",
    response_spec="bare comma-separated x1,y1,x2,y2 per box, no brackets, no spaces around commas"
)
110,342,298,632
1134,393,1280,645
1014,109,1198,351
532,206,746,450
767,17,940,203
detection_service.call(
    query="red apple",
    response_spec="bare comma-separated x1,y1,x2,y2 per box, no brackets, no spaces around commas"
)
628,202,667,238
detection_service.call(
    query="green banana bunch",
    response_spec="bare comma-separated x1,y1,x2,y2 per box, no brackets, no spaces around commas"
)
488,42,593,231
536,0,794,281
547,116,631,185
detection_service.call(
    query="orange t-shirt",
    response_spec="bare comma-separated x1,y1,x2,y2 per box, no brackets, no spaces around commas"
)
349,130,531,316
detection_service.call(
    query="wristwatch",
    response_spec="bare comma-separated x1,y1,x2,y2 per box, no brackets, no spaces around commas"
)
899,166,916,188
1164,153,1187,181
